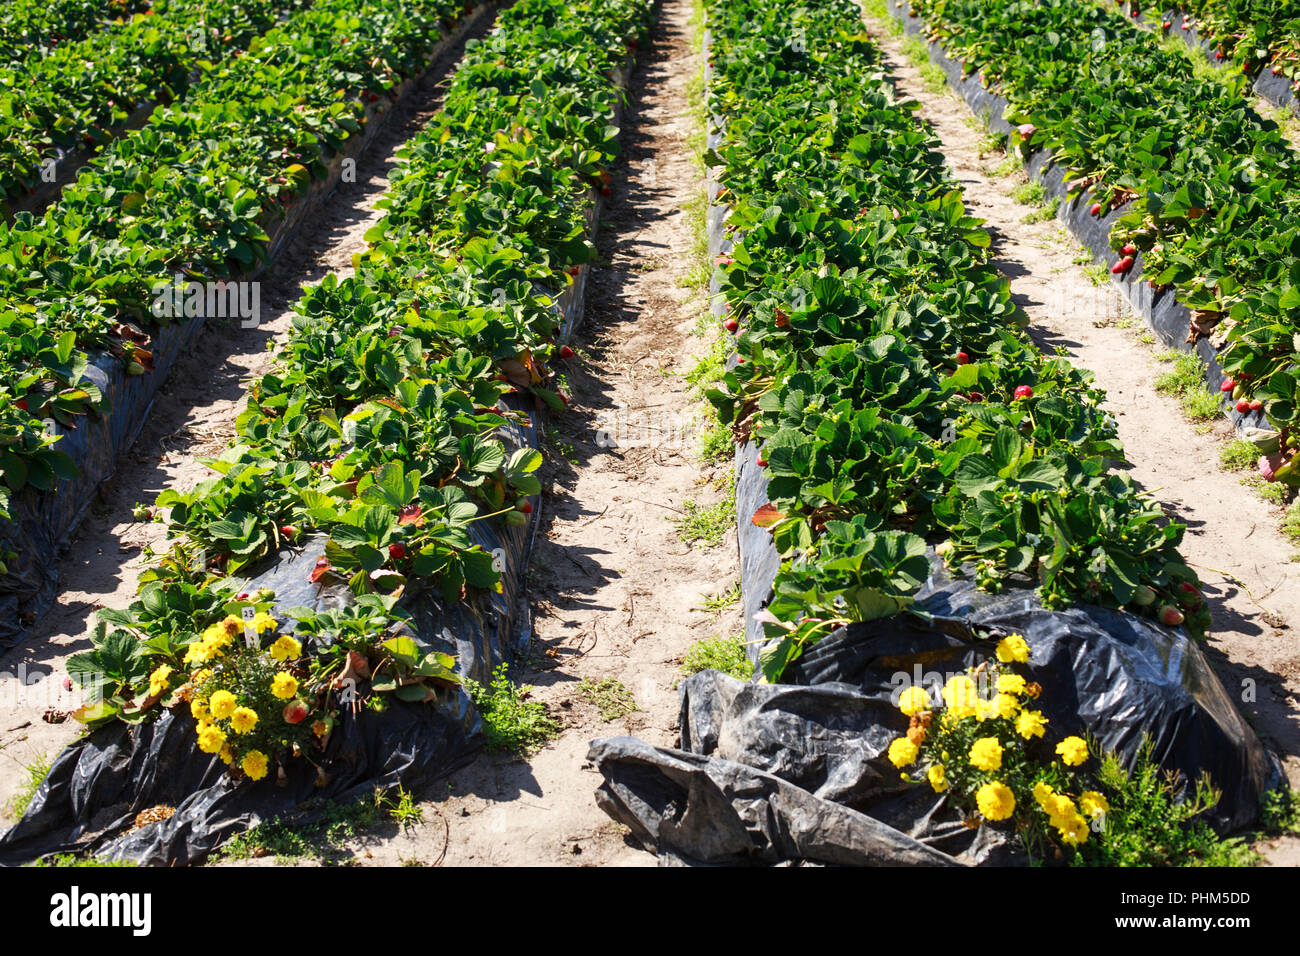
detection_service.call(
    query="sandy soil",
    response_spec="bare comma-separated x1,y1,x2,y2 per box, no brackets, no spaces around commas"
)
326,0,734,868
861,13,1300,865
0,12,502,821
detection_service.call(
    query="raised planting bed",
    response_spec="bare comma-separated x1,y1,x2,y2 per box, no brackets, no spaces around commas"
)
0,0,501,648
590,0,1281,868
891,0,1300,485
0,0,655,866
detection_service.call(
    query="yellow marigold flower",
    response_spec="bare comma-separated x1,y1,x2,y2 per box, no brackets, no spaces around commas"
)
219,743,234,766
997,673,1027,695
147,664,173,698
1015,709,1049,740
190,698,208,720
928,763,948,793
976,781,1015,821
888,737,919,768
311,719,331,739
995,634,1030,664
209,689,237,720
241,750,270,781
269,635,302,663
183,640,214,666
271,672,298,700
1079,790,1110,819
230,706,259,735
197,724,227,754
1056,810,1090,846
968,736,1003,772
191,668,212,685
1056,735,1089,767
993,693,1020,719
942,675,979,718
897,685,931,716
219,616,243,638
251,611,278,635
1032,780,1056,810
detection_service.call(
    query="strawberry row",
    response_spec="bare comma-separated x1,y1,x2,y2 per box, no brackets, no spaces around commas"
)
0,0,149,61
0,0,481,524
61,0,650,749
901,0,1300,483
705,0,1208,680
1147,0,1300,93
0,0,312,209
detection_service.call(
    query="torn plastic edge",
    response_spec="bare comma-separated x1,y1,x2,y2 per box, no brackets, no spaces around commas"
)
0,2,504,649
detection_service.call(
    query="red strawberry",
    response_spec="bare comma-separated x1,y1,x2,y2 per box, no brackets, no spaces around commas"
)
724,318,739,332
15,399,27,411
388,542,407,561
601,185,611,197
566,266,580,276
1111,255,1134,274
558,345,575,358
283,699,310,724
1121,243,1136,256
756,456,768,467
1090,202,1103,216
1159,605,1185,627
1220,378,1236,393
1249,399,1263,411
956,351,970,365
1236,399,1251,413
1162,19,1171,28
1131,8,1139,16
519,500,534,515
280,525,297,539
968,391,985,403
774,312,789,328
1014,385,1034,400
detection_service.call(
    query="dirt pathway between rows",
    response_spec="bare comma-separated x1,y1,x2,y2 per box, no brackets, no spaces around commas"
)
329,0,735,867
0,11,502,820
862,13,1300,864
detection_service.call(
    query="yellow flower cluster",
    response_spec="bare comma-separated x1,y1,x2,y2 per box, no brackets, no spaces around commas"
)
888,737,919,768
1033,782,1091,845
1056,735,1089,767
147,664,173,699
898,685,931,716
271,672,298,699
927,764,947,793
976,781,1015,821
183,616,242,666
241,750,270,781
269,635,302,663
995,634,1030,664
1015,709,1048,739
968,736,1003,772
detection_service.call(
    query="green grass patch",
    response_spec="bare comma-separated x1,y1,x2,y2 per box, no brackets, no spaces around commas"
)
698,418,733,464
1011,180,1045,205
679,190,711,290
1152,350,1224,422
466,663,564,756
1022,196,1059,224
6,753,51,821
577,677,639,721
214,788,419,864
1220,439,1259,471
675,473,736,547
860,0,903,34
697,578,741,611
28,854,137,868
681,632,752,681
1282,500,1300,544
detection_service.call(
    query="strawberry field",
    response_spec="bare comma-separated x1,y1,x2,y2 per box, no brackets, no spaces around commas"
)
0,0,1296,882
